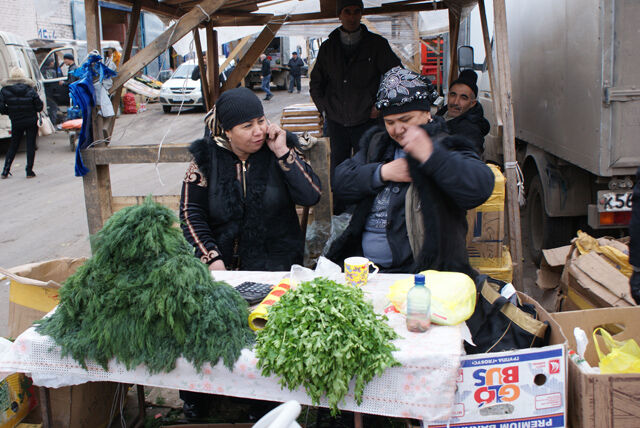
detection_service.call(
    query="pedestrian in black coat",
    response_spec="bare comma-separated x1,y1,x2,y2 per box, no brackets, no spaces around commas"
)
326,67,494,277
0,67,44,178
287,51,304,93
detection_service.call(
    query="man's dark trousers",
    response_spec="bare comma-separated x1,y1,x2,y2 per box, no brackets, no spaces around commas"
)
327,118,376,214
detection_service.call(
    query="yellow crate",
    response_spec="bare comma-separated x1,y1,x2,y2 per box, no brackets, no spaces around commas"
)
473,247,513,283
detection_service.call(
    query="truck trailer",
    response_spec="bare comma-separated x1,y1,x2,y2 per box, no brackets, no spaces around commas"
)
475,0,640,262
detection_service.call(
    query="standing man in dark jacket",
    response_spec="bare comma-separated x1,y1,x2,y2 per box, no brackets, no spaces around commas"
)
436,69,490,156
63,53,79,85
310,0,401,213
287,51,304,93
259,54,273,101
327,67,494,277
0,67,44,178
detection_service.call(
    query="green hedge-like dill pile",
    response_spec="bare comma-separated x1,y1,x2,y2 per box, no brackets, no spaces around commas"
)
255,278,399,415
37,197,254,373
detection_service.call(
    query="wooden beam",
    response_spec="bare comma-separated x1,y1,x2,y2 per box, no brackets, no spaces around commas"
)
112,195,181,213
193,28,211,111
221,21,283,92
413,13,421,72
85,0,101,53
110,0,225,94
206,23,220,103
478,0,502,126
448,7,460,86
220,35,251,71
107,0,182,19
209,14,273,26
91,144,191,164
319,0,333,14
493,0,523,289
108,0,142,138
281,1,446,22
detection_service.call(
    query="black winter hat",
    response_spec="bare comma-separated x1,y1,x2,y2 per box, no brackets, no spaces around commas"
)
63,53,74,61
451,69,478,97
336,0,364,14
376,66,439,117
216,87,264,131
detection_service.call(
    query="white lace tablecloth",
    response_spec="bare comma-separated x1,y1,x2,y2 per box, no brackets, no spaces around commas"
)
0,272,462,422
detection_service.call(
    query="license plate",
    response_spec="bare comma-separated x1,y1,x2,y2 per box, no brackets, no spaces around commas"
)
597,190,632,212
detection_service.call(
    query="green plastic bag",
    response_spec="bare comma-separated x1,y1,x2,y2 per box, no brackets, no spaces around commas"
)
593,327,640,374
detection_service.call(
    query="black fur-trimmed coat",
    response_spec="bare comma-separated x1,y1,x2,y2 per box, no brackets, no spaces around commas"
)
179,132,321,271
326,116,494,277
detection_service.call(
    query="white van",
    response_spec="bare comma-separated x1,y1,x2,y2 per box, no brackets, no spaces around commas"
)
0,32,47,140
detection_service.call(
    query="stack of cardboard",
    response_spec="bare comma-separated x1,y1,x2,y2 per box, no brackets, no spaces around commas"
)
536,232,633,311
2,258,120,427
280,103,323,137
466,164,512,282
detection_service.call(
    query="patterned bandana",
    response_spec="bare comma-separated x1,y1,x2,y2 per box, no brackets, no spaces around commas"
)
376,66,439,116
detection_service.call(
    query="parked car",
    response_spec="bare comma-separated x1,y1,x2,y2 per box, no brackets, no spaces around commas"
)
159,61,202,113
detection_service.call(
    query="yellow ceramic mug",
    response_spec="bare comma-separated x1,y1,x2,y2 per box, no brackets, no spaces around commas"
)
344,256,379,287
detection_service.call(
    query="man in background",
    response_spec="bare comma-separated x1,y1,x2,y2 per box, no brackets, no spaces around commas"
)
287,51,304,93
436,69,490,156
260,54,273,101
309,0,400,213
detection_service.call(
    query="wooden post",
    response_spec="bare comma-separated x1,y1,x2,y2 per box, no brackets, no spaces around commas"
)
193,28,211,111
110,0,225,94
448,7,460,86
107,0,141,138
478,0,502,126
84,0,100,53
493,0,523,289
221,22,283,92
413,13,421,73
39,388,53,428
206,22,219,103
303,138,332,265
436,36,442,92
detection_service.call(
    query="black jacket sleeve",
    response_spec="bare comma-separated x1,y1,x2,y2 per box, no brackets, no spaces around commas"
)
276,132,323,206
309,43,328,114
333,146,386,204
630,166,640,268
416,136,494,210
0,91,7,115
179,162,223,265
191,66,201,81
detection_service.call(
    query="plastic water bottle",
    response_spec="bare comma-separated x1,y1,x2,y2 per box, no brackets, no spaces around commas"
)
406,274,431,332
568,350,596,374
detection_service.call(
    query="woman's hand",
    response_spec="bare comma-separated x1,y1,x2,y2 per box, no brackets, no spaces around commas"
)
396,125,433,164
266,122,290,158
209,259,227,271
380,158,412,183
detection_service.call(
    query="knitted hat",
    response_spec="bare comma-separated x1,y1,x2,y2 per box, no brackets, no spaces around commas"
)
450,69,478,97
336,0,363,14
215,87,264,131
63,53,74,61
375,66,439,117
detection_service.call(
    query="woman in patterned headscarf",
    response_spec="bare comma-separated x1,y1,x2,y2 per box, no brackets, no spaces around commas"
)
326,66,494,277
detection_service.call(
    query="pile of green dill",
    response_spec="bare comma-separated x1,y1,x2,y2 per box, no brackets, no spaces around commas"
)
37,198,254,373
255,278,399,415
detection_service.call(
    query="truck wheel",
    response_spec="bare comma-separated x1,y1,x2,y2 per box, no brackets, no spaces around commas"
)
162,105,172,113
527,174,576,265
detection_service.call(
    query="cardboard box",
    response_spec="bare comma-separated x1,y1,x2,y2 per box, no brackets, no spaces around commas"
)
561,245,633,310
3,258,86,338
428,294,568,428
552,307,640,428
466,164,505,262
2,259,117,428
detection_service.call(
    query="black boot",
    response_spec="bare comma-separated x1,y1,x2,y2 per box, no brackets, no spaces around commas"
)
1,165,10,179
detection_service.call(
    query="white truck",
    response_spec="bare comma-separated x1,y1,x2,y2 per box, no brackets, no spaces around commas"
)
467,0,639,262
